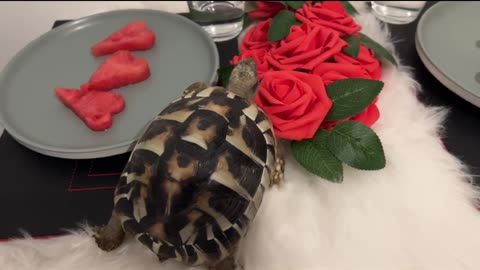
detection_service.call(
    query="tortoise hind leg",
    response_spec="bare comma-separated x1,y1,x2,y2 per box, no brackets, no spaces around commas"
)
207,247,240,270
93,210,125,251
208,255,237,270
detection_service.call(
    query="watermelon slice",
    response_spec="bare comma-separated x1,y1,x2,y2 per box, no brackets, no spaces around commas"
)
55,88,125,131
91,21,156,57
82,50,150,92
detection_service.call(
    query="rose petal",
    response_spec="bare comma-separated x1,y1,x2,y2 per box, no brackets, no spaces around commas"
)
282,93,314,118
334,44,382,80
249,1,285,20
257,86,284,106
274,127,309,141
313,62,373,85
268,24,347,71
322,1,347,15
266,53,302,71
294,24,319,52
272,34,305,56
272,78,294,99
282,81,303,103
240,19,272,53
273,102,330,138
295,2,361,36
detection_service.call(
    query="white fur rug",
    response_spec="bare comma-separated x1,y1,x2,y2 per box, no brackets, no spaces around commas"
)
3,3,480,270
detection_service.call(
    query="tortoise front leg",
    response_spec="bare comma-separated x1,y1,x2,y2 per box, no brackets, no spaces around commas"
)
93,210,125,251
271,139,285,187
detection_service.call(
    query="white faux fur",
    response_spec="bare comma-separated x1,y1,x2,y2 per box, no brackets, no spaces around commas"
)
3,3,480,270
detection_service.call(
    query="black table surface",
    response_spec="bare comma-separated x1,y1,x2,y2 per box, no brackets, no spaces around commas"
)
388,1,480,181
1,3,479,240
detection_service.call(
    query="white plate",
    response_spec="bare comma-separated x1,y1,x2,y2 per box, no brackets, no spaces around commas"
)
0,9,219,159
415,1,480,107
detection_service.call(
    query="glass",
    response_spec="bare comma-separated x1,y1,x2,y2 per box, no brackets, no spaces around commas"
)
370,1,427,24
187,1,245,42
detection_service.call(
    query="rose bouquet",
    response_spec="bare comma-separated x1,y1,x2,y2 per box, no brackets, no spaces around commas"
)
218,1,397,182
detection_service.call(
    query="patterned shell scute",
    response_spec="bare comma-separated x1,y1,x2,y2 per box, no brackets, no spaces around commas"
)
113,86,276,266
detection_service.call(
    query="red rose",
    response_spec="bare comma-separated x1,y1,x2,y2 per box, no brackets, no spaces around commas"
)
295,1,361,36
254,71,332,141
240,19,273,53
334,44,382,80
266,23,347,71
249,1,286,20
312,62,372,86
230,49,273,79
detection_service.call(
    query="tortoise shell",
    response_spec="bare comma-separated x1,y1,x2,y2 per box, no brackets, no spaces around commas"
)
112,86,276,265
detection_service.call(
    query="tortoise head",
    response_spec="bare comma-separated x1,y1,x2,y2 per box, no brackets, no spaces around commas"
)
227,58,259,100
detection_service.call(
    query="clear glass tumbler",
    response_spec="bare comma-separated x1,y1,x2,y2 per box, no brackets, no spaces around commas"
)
187,1,245,42
371,1,427,24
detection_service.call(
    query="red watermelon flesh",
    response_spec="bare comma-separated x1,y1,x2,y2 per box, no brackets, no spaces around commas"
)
82,50,150,92
55,88,125,131
91,20,156,57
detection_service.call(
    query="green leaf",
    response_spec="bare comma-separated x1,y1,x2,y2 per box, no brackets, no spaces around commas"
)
341,1,358,15
286,1,306,9
360,33,397,66
268,10,298,42
341,35,360,58
292,130,344,182
312,0,323,4
325,78,384,121
327,121,386,170
217,65,236,87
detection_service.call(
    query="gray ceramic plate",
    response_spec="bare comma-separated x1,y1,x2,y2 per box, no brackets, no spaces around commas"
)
415,2,480,107
0,9,219,159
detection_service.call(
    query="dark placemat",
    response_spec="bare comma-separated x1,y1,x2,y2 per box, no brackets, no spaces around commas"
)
0,131,124,239
0,18,239,240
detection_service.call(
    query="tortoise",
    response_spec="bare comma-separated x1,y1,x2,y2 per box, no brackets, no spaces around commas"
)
93,59,284,270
